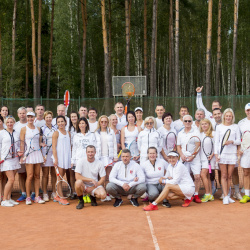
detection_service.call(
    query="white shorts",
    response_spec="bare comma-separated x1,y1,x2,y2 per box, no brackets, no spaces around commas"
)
17,164,26,174
91,185,103,197
185,161,201,175
241,151,250,168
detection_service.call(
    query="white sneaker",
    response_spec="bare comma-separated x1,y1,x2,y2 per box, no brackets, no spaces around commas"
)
51,192,56,200
43,194,49,202
34,196,45,204
233,192,242,200
223,196,229,205
219,194,224,200
228,197,235,203
9,199,19,205
101,195,112,202
1,200,14,207
26,197,32,205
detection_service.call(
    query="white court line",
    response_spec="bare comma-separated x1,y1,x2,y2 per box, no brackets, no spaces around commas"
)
144,205,160,250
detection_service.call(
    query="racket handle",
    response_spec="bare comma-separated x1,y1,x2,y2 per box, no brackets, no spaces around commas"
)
208,164,212,174
55,166,60,175
0,160,4,164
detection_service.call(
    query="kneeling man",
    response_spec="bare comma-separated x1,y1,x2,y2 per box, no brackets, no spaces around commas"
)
106,149,146,207
143,151,195,211
75,145,107,209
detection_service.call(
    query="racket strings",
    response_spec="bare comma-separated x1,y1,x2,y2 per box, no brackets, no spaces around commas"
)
165,133,176,153
241,132,250,150
202,137,213,156
187,137,201,155
122,82,135,99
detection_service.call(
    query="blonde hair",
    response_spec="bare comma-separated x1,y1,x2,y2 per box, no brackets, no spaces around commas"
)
108,114,117,128
222,108,235,125
5,116,16,124
43,110,53,119
96,115,110,132
144,116,157,129
199,118,214,138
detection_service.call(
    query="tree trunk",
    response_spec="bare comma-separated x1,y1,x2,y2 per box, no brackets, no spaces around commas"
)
215,0,222,96
174,0,179,97
37,0,42,97
0,16,2,96
101,0,110,97
169,0,174,96
11,0,17,95
125,0,131,76
46,0,54,98
205,0,213,96
150,0,157,96
80,0,87,98
231,0,239,95
108,0,112,82
25,0,29,98
30,0,37,98
143,0,147,79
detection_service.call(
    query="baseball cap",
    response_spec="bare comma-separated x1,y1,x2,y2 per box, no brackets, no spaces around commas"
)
245,103,250,111
134,107,143,112
27,111,35,116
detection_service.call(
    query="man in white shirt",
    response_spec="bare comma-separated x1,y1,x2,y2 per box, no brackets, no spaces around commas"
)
88,107,98,132
177,115,202,203
238,103,250,203
106,149,146,207
79,106,88,118
75,145,107,209
172,106,189,134
14,107,28,202
52,104,70,130
34,104,46,127
114,102,126,130
155,104,165,129
192,108,205,129
212,108,222,130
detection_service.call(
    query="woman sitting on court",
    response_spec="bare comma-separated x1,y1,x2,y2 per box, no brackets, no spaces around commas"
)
143,151,195,211
141,147,171,207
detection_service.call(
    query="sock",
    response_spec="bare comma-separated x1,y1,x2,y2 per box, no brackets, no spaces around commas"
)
205,193,210,196
234,184,239,193
194,192,198,196
245,189,250,196
78,195,83,201
152,201,157,206
22,192,26,196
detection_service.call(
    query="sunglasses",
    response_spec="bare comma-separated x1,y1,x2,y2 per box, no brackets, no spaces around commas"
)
100,121,108,123
184,120,192,123
145,122,154,125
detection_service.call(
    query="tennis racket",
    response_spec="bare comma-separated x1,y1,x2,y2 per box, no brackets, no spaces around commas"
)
42,126,56,161
0,140,27,164
105,150,123,169
122,82,135,114
183,136,201,163
55,166,71,199
165,132,177,155
64,90,70,116
219,129,231,157
128,139,140,160
239,130,250,160
202,136,213,174
22,133,46,161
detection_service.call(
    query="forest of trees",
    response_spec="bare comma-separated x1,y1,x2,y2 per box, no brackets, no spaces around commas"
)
0,0,249,99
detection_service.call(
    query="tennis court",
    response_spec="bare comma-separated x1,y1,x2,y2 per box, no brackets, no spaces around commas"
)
1,190,249,250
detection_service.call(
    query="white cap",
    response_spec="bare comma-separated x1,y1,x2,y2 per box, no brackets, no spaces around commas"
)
134,107,143,112
26,111,35,117
167,151,179,157
245,103,250,111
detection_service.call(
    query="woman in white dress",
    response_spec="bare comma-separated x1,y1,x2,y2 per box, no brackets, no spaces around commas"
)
52,115,71,205
157,112,177,161
134,107,144,130
199,118,216,202
0,115,5,201
95,115,118,201
20,112,45,205
67,111,79,199
137,116,162,164
214,108,241,205
143,151,195,211
109,114,121,156
0,116,22,207
121,111,141,161
41,111,56,201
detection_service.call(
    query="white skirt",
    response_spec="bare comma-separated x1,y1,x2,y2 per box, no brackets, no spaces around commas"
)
201,158,218,170
1,157,21,172
25,150,44,164
179,184,195,200
42,150,53,167
219,153,237,165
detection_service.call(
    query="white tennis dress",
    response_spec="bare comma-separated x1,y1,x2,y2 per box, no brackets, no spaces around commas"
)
24,126,44,164
124,126,139,157
41,125,56,167
52,130,71,169
0,129,21,171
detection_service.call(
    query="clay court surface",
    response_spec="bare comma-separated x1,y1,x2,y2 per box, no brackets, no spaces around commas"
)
0,191,249,250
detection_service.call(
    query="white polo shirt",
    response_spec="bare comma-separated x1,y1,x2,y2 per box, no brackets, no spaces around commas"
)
115,114,127,130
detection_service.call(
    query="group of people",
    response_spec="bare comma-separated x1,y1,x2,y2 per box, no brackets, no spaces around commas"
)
0,86,249,211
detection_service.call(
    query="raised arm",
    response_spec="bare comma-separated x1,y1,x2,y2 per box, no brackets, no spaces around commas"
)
196,86,213,119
